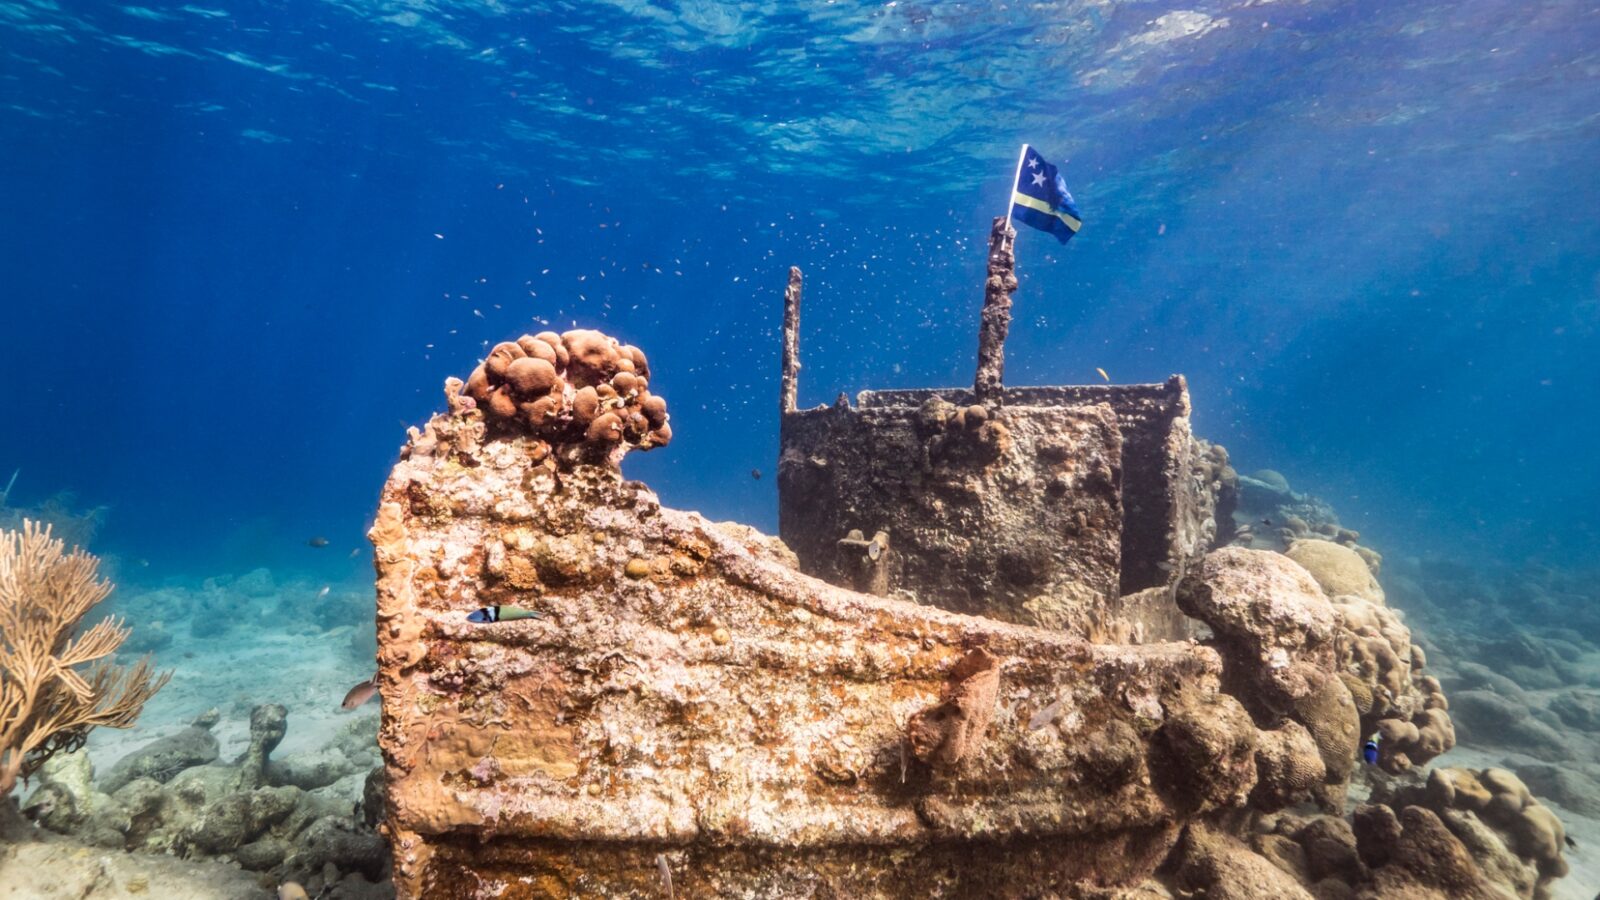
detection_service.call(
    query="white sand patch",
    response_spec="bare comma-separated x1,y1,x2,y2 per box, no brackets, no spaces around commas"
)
88,623,376,779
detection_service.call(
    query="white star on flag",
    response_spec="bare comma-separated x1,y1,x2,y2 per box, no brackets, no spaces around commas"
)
1028,157,1040,169
1032,171,1047,186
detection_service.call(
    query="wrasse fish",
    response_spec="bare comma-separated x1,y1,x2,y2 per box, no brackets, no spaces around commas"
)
307,536,330,548
1095,367,1110,382
342,678,378,710
466,605,544,623
1361,735,1380,765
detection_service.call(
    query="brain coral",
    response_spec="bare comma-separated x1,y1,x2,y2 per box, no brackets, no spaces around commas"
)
1285,538,1384,605
459,330,670,462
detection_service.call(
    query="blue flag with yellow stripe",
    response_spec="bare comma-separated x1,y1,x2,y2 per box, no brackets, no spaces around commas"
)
1011,145,1082,244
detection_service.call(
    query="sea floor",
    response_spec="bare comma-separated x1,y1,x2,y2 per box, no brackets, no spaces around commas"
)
88,621,377,777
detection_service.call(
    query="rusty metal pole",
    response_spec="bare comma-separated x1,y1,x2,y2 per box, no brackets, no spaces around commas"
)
781,266,802,414
973,216,1018,404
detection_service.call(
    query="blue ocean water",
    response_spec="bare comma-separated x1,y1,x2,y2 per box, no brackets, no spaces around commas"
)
3,3,1600,895
2,0,1595,575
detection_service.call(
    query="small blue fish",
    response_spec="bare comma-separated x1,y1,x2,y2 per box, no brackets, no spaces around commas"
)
466,605,543,623
1361,735,1379,765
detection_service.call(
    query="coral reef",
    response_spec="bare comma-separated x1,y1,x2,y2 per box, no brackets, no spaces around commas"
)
1214,467,1593,897
1384,767,1571,897
0,520,169,795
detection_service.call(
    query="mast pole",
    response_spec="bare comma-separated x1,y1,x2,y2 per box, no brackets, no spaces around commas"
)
973,215,1018,404
975,146,1026,403
781,266,802,414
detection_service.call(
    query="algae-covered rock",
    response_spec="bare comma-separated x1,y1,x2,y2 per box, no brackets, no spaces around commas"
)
101,712,221,793
268,748,359,791
23,748,96,831
235,836,290,871
238,703,288,790
285,815,389,881
184,786,301,854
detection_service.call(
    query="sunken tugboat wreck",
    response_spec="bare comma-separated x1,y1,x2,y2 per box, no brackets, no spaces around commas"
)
369,219,1563,898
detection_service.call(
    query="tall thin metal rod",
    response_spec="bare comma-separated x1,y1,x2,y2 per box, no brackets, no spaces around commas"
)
973,216,1018,403
781,266,802,414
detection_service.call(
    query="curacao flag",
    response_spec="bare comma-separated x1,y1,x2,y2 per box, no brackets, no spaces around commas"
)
1010,144,1082,244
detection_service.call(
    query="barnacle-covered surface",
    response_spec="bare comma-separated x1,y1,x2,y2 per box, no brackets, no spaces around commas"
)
777,396,1125,628
778,376,1216,640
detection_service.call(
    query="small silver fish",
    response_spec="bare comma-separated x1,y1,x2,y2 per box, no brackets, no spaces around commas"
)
1028,698,1066,731
341,679,378,710
656,853,673,900
316,585,331,601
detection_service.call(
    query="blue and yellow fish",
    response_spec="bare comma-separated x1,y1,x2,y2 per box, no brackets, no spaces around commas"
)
1361,734,1380,765
466,605,543,623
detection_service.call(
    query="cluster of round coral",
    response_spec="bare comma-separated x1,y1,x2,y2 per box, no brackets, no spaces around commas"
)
463,330,670,450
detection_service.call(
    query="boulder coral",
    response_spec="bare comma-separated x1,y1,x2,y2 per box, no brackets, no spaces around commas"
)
454,329,669,464
1286,538,1384,606
1328,591,1454,774
1377,767,1571,899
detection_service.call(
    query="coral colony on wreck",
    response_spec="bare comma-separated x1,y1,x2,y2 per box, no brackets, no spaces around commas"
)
0,146,1580,900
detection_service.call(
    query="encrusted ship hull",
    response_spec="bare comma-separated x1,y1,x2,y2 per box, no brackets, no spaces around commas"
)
369,411,1261,898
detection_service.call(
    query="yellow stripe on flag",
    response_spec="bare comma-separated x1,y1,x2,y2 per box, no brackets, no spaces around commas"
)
1012,191,1082,231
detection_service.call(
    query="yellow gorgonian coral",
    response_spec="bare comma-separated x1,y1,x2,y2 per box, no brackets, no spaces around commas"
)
0,519,169,795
